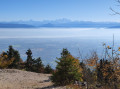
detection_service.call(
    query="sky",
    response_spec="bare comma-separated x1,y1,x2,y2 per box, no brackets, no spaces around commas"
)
0,0,120,22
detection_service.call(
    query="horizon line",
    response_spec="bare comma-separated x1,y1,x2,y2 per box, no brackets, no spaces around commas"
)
1,19,120,23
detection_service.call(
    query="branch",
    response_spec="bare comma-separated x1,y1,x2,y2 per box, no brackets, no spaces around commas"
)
110,7,120,15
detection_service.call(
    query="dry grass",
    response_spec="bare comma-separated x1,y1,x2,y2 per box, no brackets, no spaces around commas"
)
0,69,65,89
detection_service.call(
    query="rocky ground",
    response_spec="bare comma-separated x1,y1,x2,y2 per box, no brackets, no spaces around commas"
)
0,69,66,89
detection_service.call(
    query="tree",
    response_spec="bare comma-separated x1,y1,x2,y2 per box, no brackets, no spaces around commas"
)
13,50,22,68
25,49,44,72
44,64,53,74
0,52,14,68
97,59,115,86
80,61,96,89
25,49,34,71
33,57,44,73
7,45,14,59
7,45,22,69
98,41,120,88
51,48,83,85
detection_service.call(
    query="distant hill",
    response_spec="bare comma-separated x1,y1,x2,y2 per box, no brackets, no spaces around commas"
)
0,23,35,28
0,19,120,28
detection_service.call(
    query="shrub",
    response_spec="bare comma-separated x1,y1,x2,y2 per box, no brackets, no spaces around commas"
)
0,52,14,68
97,59,115,86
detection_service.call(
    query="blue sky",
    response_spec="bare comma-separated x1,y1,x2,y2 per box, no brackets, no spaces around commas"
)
0,0,120,22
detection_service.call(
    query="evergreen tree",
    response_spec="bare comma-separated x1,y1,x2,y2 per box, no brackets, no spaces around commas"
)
25,49,44,72
8,50,21,68
25,49,34,71
44,64,53,74
33,57,44,73
7,45,15,59
51,48,82,85
61,48,70,58
7,45,21,69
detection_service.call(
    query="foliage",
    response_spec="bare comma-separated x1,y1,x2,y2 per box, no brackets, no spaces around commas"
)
44,64,53,74
25,49,34,71
0,52,14,68
7,45,15,59
80,61,96,85
25,49,44,72
86,51,98,68
0,42,119,88
32,57,44,73
0,46,22,69
97,59,116,86
7,45,22,69
51,48,83,85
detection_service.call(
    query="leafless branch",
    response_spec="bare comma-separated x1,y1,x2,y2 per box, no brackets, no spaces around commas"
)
110,7,120,15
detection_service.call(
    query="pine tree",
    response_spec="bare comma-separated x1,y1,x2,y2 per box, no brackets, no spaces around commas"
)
10,50,21,68
7,45,15,59
51,48,83,85
33,57,44,73
7,45,21,69
44,64,53,74
25,49,34,71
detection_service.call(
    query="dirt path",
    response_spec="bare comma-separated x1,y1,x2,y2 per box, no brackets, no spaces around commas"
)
0,69,65,89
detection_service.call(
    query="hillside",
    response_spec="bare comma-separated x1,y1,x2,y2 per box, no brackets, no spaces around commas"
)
0,69,65,89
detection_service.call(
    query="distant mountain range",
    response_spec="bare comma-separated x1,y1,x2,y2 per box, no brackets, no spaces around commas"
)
0,23,35,28
0,19,120,28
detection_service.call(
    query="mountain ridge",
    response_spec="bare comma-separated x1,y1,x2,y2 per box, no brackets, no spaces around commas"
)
0,19,120,28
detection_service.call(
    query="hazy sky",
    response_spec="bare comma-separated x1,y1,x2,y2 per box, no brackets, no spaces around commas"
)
0,0,120,22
